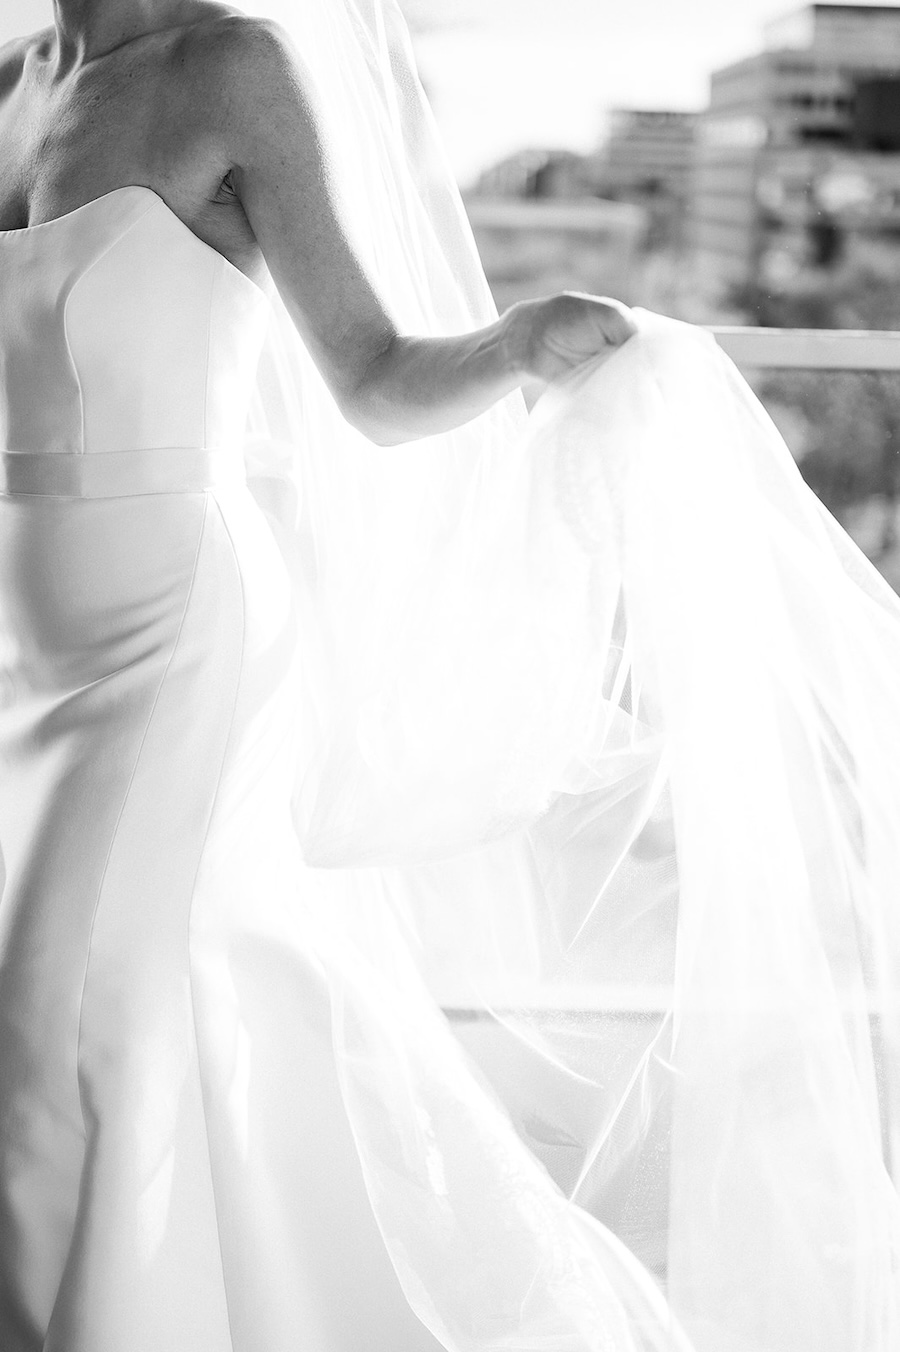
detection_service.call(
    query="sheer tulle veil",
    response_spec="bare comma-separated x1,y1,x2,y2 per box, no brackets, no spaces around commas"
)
232,1,900,1348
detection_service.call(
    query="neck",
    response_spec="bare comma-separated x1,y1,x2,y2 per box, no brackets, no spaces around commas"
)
51,0,185,69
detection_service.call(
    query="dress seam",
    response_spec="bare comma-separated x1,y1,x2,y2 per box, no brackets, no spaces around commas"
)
61,202,158,455
73,491,210,1137
202,265,215,450
185,490,247,1352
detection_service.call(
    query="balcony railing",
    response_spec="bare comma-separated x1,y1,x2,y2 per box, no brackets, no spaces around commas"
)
708,325,900,370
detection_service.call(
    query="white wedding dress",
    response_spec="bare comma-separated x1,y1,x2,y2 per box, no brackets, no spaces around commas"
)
0,185,451,1352
2,182,900,1352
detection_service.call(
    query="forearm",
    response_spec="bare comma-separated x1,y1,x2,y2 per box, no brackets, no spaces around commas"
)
348,309,525,447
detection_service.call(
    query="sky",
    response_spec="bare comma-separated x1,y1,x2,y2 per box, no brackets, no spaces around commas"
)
1,0,892,185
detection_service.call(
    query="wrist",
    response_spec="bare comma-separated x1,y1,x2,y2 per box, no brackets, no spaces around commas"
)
499,302,533,383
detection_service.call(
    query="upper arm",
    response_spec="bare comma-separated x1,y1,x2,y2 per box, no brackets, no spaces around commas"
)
206,17,400,412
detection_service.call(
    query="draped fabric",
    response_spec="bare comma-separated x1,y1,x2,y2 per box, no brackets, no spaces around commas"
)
234,2,900,1348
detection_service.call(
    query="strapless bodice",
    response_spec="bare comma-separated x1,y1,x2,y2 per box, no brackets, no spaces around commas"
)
0,186,272,460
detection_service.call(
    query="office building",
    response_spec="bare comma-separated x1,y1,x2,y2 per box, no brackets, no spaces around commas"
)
691,3,900,297
594,110,699,246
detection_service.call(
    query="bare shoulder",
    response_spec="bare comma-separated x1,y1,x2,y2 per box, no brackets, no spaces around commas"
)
0,26,52,98
179,8,315,121
180,8,307,84
176,8,323,171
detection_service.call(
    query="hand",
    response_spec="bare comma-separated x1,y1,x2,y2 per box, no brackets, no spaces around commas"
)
505,292,638,385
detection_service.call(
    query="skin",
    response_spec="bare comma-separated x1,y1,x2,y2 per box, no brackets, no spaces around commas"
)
0,0,638,445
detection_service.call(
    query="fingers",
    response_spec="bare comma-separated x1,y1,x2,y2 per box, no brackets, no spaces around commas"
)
593,297,638,346
555,291,637,347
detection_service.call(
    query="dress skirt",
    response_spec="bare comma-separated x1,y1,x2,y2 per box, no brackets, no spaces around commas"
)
0,475,444,1352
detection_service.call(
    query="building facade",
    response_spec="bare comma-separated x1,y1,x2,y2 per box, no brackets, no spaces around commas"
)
691,3,900,299
471,148,600,201
594,109,699,248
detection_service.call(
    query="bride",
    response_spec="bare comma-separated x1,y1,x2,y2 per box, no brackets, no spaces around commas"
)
1,2,898,1351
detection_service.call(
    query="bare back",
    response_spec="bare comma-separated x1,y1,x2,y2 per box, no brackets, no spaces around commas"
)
0,1,269,287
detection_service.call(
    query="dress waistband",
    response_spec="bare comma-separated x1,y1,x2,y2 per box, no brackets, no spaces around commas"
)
0,447,246,499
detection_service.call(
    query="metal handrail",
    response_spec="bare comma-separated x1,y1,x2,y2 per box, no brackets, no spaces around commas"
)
708,325,900,371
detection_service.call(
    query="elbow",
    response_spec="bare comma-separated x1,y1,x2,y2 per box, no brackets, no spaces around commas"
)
337,370,408,448
366,424,409,448
335,331,417,448
367,430,407,448
338,394,406,447
356,408,407,448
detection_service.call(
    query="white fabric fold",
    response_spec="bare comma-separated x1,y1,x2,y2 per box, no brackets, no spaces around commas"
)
233,1,900,1345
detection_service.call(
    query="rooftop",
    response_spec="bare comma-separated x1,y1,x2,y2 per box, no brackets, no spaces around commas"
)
765,1,900,52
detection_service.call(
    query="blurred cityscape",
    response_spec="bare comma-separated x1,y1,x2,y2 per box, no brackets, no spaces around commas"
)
453,2,900,588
